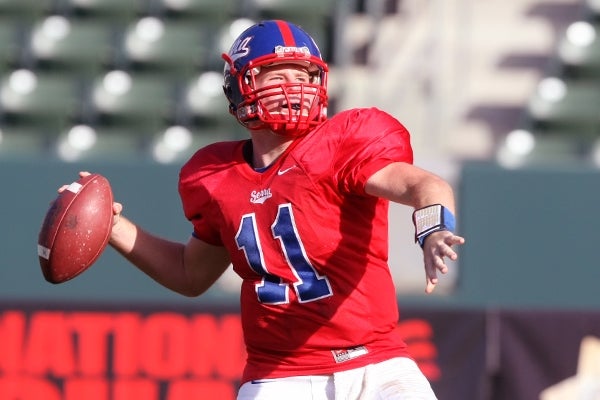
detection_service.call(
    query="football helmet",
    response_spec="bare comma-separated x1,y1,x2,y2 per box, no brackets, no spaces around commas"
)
222,20,329,136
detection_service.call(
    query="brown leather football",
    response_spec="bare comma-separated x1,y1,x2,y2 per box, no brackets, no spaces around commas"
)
38,173,113,284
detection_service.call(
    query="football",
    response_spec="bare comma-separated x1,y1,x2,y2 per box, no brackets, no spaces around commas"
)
38,173,114,284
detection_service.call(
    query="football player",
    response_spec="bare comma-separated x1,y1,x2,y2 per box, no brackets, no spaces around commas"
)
105,19,465,399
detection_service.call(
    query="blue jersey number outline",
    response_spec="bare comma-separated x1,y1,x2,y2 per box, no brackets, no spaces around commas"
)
235,203,333,304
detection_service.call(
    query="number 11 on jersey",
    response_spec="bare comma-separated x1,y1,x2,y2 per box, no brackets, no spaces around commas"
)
236,203,333,304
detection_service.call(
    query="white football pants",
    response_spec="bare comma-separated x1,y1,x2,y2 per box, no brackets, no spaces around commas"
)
237,357,437,400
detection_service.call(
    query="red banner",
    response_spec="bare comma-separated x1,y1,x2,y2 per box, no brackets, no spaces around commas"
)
3,307,597,399
0,310,243,399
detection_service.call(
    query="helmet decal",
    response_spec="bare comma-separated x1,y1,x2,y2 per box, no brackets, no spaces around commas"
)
274,45,312,58
275,19,296,46
230,36,252,62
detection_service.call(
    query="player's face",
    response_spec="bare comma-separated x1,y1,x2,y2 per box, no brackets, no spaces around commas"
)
253,63,317,119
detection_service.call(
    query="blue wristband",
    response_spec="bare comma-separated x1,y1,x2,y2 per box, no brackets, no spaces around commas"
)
413,204,456,248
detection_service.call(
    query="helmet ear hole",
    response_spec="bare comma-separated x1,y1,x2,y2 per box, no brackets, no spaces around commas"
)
222,87,235,112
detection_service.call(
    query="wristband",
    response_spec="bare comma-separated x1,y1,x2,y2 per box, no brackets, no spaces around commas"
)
412,204,455,248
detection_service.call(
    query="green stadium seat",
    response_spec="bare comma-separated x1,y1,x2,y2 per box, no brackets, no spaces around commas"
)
0,126,47,159
557,20,600,80
513,133,584,164
528,79,600,138
178,71,235,127
0,0,54,21
151,0,236,22
85,70,174,134
0,69,79,134
121,17,210,77
0,18,21,73
25,15,115,78
584,0,600,19
52,125,143,161
156,124,249,162
56,0,143,21
248,0,336,17
149,124,247,163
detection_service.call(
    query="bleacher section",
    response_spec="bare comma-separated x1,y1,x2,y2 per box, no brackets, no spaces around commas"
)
2,0,598,165
0,0,337,162
504,0,600,164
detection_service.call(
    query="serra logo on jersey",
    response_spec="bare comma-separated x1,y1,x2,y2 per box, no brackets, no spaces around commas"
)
250,188,272,204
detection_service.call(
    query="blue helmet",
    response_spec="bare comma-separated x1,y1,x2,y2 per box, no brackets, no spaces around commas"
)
222,20,329,136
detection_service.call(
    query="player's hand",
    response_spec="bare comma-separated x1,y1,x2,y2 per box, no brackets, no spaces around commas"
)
57,171,90,193
58,171,123,228
421,231,465,294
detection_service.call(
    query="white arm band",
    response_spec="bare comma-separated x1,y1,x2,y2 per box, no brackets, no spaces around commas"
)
412,204,456,247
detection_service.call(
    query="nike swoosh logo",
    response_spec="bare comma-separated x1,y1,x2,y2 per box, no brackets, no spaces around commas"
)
277,165,297,175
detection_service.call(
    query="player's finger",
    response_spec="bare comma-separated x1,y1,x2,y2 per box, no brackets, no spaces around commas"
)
112,202,123,226
112,202,123,215
437,260,449,274
425,276,437,294
438,235,464,261
430,250,449,272
440,246,458,262
446,235,465,246
425,256,441,291
58,172,91,192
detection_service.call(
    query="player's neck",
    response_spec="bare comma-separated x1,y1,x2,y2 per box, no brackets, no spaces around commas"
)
248,131,294,169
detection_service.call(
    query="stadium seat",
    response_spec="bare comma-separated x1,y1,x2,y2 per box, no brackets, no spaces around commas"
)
120,17,210,77
0,0,54,21
52,124,143,161
85,70,174,134
247,0,336,18
25,15,116,78
177,70,235,127
152,124,248,163
584,0,600,19
150,0,237,22
518,133,583,164
147,124,247,164
55,0,143,26
528,80,600,137
0,18,20,73
557,20,600,80
0,126,47,159
0,69,79,135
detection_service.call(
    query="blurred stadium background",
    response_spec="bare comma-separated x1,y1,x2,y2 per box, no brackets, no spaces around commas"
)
1,0,600,399
0,0,596,164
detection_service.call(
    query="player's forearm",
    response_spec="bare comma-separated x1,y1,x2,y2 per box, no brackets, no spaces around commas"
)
366,162,457,211
109,215,192,295
401,174,457,212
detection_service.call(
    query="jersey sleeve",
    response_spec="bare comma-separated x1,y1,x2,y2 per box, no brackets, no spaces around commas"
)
332,108,413,195
178,143,232,246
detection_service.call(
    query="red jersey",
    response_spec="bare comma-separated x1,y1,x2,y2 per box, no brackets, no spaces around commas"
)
179,107,414,383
